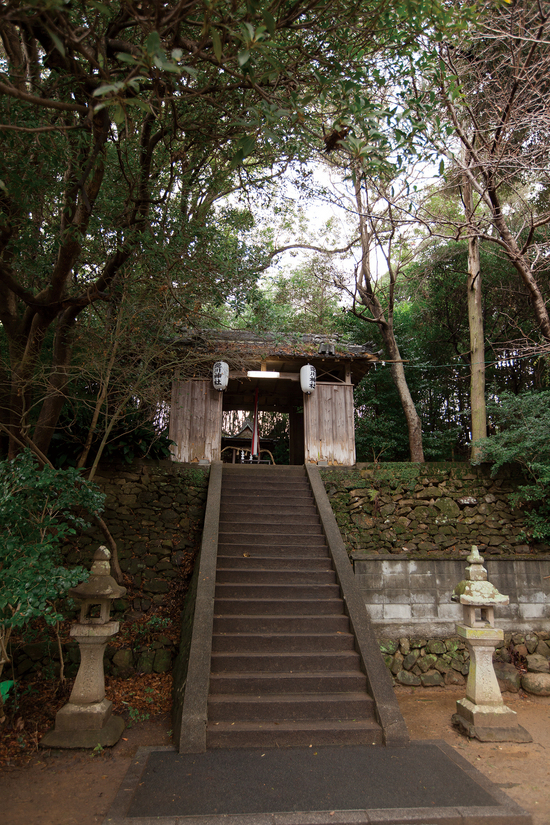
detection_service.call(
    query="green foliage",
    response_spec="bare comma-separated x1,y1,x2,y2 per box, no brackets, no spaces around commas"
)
125,706,151,727
49,394,173,468
228,255,343,335
267,414,290,465
368,463,422,489
0,0,480,465
348,308,467,462
130,616,171,645
340,230,549,464
354,369,411,462
181,467,209,488
475,391,550,541
403,240,546,392
0,680,14,702
0,450,105,629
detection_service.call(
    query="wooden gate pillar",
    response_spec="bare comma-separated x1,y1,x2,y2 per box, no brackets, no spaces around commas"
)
304,383,355,465
169,380,222,463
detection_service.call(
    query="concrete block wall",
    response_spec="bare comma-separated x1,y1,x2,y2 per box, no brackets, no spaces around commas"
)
353,555,550,637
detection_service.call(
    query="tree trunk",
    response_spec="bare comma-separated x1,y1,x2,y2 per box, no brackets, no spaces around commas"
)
464,166,487,461
487,183,550,342
353,171,424,462
77,313,121,469
467,238,487,459
33,309,78,456
381,328,425,463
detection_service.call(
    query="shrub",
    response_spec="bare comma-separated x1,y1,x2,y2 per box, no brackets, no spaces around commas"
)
0,449,105,638
474,391,550,542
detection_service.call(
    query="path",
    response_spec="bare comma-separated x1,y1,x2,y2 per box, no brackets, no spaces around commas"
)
2,687,549,825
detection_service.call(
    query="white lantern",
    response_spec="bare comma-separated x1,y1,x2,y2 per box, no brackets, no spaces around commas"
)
300,364,316,394
213,361,229,391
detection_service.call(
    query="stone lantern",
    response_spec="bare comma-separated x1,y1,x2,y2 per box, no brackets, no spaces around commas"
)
451,546,531,743
41,546,127,748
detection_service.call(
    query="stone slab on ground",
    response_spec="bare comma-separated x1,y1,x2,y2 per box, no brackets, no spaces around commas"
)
40,714,125,749
104,741,531,825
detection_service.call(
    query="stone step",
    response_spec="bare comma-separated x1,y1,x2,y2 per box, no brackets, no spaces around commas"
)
222,484,313,494
216,555,331,570
217,543,329,557
219,512,320,525
208,692,373,723
218,532,326,546
206,719,383,748
209,671,367,695
213,615,349,634
213,598,343,615
219,522,323,536
222,476,310,486
215,568,336,585
220,503,318,517
220,485,315,507
222,487,313,499
220,500,314,510
223,467,306,476
205,466,384,752
210,650,361,673
215,583,341,600
220,502,315,514
211,631,355,654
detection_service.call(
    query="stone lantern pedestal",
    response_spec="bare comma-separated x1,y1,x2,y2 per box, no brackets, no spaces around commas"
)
451,547,532,743
41,547,126,749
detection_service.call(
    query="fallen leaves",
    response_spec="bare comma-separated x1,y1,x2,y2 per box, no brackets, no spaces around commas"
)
0,671,172,768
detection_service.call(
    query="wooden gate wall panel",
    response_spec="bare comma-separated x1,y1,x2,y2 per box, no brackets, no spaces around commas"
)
304,383,355,465
169,380,222,462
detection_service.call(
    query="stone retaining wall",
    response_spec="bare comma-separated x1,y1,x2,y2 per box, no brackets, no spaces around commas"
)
7,460,209,682
70,460,209,615
380,631,550,697
321,461,550,687
11,632,178,682
9,460,550,688
321,462,548,557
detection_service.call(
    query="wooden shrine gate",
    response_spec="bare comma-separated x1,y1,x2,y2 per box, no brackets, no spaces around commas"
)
169,331,377,466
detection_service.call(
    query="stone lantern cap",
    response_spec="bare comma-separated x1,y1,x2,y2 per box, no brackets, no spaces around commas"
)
69,546,126,603
451,546,509,607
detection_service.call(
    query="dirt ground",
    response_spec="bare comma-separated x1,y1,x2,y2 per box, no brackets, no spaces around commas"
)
2,686,550,825
395,685,550,825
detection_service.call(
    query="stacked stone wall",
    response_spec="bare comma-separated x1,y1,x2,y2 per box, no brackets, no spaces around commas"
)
321,462,548,557
352,555,550,635
321,461,550,692
77,460,209,614
9,460,550,689
8,460,209,682
380,631,550,696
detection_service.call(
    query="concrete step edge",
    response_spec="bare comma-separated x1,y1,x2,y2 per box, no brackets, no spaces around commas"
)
210,650,360,659
212,613,347,619
217,545,329,552
208,692,372,704
216,557,331,566
209,670,364,679
207,720,381,731
213,599,344,609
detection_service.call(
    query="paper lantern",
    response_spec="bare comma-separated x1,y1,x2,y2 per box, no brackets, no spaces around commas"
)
300,364,316,394
213,361,229,391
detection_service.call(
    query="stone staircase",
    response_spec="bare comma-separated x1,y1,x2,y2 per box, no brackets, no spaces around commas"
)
206,465,384,748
